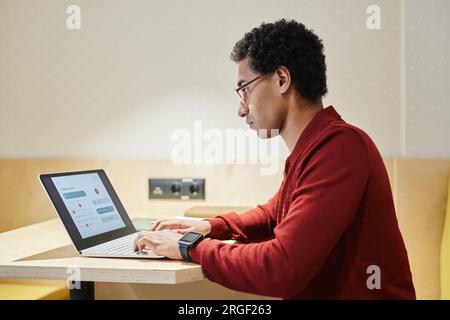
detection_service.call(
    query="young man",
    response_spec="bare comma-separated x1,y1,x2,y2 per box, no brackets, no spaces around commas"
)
134,19,416,300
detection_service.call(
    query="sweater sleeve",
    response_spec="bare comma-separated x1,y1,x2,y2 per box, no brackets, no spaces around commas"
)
203,186,281,243
190,129,370,298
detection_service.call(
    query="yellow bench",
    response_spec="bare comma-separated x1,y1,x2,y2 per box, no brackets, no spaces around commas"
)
441,175,450,300
0,282,68,300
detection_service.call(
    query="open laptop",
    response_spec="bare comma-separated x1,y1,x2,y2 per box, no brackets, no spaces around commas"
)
39,169,165,259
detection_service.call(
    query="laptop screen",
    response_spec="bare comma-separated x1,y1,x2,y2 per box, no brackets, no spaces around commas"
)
40,170,136,251
51,172,126,239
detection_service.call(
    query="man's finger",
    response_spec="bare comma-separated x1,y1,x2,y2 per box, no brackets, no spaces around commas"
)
134,233,145,250
137,237,159,252
155,222,180,231
134,235,144,250
176,227,194,235
133,231,151,250
150,220,164,231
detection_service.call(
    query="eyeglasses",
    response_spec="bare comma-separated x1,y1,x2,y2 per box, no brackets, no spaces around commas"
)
235,75,262,106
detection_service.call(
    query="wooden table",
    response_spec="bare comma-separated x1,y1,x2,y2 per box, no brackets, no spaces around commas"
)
0,219,206,299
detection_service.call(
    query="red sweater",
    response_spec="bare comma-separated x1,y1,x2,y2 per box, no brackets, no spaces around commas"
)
190,106,416,300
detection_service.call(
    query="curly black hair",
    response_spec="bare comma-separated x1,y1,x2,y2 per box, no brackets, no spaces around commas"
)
231,19,328,103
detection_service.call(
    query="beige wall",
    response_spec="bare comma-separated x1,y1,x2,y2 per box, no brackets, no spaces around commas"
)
0,0,406,158
2,1,448,156
404,0,450,156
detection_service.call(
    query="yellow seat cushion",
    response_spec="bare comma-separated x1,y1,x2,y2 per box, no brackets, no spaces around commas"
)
441,175,450,300
0,283,68,300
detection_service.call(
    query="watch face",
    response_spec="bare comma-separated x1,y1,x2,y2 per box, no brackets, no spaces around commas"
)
181,232,202,242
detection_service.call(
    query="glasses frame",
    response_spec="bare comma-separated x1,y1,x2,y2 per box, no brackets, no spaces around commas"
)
235,75,262,106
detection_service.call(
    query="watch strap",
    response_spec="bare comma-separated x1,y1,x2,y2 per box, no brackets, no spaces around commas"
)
179,242,191,261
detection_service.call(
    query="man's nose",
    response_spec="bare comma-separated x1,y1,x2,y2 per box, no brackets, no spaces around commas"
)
237,102,248,118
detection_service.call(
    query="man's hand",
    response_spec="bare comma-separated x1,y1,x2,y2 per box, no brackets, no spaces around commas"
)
150,218,212,235
133,230,185,260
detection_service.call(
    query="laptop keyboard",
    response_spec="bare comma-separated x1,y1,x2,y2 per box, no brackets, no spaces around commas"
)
86,233,157,256
98,241,136,255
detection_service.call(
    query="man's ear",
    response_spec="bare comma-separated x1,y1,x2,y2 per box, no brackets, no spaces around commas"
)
275,66,291,94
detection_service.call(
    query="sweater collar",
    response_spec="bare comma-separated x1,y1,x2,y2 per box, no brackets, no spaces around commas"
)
285,105,342,172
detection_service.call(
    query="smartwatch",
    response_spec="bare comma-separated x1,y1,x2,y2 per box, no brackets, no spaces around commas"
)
178,231,205,261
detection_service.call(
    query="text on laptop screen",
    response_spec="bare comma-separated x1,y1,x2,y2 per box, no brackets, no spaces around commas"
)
51,173,126,239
